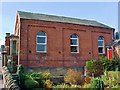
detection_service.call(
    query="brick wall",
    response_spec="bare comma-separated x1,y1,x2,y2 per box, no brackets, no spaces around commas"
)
18,19,113,68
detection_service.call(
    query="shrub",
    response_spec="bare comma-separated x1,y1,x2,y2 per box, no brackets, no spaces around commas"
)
52,84,81,89
30,72,44,88
100,56,120,71
100,56,115,71
18,72,26,89
52,84,70,89
82,83,91,89
24,76,39,89
86,60,103,77
111,85,120,89
44,80,52,89
90,77,104,89
64,69,82,85
17,65,25,74
86,60,95,75
101,71,120,88
42,72,51,80
30,72,52,88
101,71,109,87
108,71,120,87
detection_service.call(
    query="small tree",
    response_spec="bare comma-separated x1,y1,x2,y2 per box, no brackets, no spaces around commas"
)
86,60,103,77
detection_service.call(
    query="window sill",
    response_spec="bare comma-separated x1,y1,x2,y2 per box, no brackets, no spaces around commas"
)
71,52,79,54
71,52,79,56
98,53,106,56
35,52,47,56
98,53,105,55
36,51,47,53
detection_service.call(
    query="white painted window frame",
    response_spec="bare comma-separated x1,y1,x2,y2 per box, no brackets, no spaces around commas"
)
70,35,79,53
36,32,47,53
98,37,105,54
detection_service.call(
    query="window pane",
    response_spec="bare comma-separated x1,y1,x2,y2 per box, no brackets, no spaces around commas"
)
98,47,103,53
71,46,78,52
98,36,103,40
70,39,77,45
37,37,46,43
37,44,46,52
37,32,46,36
71,34,77,38
98,41,103,46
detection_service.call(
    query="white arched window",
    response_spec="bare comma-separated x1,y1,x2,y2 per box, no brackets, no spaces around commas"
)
70,34,79,53
36,31,47,53
98,36,104,54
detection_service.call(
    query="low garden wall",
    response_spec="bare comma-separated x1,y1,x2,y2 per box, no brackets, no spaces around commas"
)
2,66,20,90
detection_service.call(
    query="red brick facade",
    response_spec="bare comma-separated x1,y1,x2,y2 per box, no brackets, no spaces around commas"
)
13,11,114,68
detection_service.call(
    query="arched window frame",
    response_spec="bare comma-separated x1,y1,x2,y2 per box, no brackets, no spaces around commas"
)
98,36,105,54
36,31,47,53
70,34,79,53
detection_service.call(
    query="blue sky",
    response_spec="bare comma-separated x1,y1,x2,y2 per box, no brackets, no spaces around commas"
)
0,2,118,45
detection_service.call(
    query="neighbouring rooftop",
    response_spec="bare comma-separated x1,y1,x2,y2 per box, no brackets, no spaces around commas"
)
18,11,114,30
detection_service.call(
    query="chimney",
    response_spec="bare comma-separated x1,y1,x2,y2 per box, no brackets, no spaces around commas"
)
6,33,10,37
5,33,10,46
5,33,10,55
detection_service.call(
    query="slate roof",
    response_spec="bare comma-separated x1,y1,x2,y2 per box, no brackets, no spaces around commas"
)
18,11,114,29
106,40,120,47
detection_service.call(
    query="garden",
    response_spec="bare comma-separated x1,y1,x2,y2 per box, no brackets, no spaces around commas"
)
4,56,120,90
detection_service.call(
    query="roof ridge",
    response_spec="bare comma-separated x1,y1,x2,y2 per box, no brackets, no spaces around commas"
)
17,11,114,30
18,10,96,22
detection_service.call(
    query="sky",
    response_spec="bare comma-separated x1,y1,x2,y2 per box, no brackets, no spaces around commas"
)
0,1,119,46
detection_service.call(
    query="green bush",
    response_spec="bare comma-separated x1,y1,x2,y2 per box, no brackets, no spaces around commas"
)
18,72,26,89
90,77,104,90
82,83,91,89
101,71,109,87
64,69,82,85
108,71,120,87
30,72,52,88
101,71,120,88
53,84,81,89
86,60,103,77
111,85,120,89
42,72,51,80
24,76,39,89
52,84,70,89
30,72,44,88
17,65,25,74
100,56,120,71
